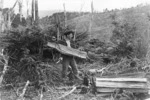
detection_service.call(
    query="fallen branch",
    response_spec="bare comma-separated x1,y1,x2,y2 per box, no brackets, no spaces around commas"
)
17,80,30,100
0,49,9,85
88,65,111,76
40,87,43,100
57,86,76,100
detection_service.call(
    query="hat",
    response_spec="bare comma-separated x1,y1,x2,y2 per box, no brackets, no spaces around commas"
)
63,30,75,36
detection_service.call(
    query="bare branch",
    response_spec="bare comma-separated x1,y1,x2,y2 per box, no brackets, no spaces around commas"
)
17,80,30,100
57,86,76,100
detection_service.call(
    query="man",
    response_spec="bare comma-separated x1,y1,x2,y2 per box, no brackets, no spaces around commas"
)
59,30,81,81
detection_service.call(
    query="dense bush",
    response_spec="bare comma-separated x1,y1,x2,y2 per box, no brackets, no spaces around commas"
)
110,21,148,59
0,27,62,87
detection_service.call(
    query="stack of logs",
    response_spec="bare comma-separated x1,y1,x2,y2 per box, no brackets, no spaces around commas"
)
92,73,150,97
95,77,149,93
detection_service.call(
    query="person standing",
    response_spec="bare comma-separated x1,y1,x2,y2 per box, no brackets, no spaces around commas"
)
59,31,81,81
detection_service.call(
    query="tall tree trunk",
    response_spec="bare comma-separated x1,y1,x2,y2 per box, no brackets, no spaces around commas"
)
18,0,23,22
0,0,3,33
7,11,11,30
89,0,94,39
26,0,29,18
31,0,35,25
57,26,60,41
35,0,39,25
63,3,67,28
55,14,60,40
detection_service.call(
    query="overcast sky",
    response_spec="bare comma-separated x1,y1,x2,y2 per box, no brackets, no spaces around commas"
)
3,0,150,12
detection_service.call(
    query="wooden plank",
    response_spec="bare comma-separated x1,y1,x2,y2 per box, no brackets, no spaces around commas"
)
47,42,87,59
97,72,147,78
96,81,148,89
97,88,148,93
96,78,147,82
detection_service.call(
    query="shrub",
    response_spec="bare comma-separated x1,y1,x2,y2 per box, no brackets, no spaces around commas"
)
0,27,62,87
110,21,148,59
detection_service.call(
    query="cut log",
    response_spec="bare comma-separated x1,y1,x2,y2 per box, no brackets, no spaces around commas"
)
96,72,147,78
96,81,148,89
47,42,87,59
96,78,147,82
94,76,150,95
97,87,148,93
96,93,112,97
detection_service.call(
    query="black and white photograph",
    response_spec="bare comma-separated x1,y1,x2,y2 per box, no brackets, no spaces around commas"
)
0,0,150,100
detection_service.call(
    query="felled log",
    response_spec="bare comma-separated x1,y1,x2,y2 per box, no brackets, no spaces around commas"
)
96,78,147,82
89,70,147,78
96,81,147,89
94,77,149,94
47,42,87,59
97,88,148,93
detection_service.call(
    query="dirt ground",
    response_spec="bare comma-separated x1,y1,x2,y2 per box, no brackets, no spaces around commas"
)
1,83,149,100
0,87,106,100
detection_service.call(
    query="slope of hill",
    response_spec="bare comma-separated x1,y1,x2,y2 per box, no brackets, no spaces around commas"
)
70,5,150,42
40,5,150,42
39,10,60,18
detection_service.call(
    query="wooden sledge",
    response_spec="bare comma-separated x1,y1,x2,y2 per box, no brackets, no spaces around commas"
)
47,42,87,59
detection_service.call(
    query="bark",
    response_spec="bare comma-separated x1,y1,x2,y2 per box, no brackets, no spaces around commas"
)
47,42,87,59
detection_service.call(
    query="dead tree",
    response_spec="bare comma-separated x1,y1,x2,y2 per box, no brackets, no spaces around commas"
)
7,0,18,30
26,0,29,18
18,0,23,22
0,0,3,33
89,0,94,38
35,0,39,25
31,0,39,26
31,0,35,25
63,3,67,28
55,14,60,40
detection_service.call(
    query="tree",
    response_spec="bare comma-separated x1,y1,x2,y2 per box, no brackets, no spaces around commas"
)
110,21,140,58
11,14,27,28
